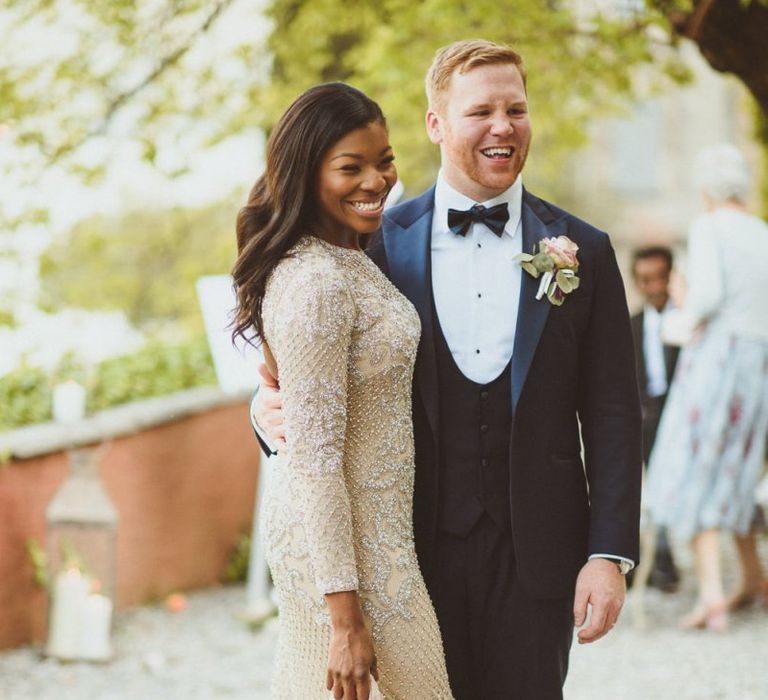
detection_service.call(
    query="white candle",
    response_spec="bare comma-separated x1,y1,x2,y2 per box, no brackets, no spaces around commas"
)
46,569,90,659
78,593,113,661
52,381,87,423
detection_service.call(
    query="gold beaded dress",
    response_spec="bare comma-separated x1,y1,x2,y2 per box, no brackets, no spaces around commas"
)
260,236,454,699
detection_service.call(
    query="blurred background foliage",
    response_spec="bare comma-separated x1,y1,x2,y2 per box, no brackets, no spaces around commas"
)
0,337,216,431
38,194,240,335
2,0,767,427
2,0,767,206
0,0,674,202
260,0,681,198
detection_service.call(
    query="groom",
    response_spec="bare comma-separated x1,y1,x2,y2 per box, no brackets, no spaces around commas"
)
254,40,642,699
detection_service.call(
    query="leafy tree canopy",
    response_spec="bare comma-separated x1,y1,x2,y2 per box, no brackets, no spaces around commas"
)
259,0,690,195
0,0,263,197
38,194,240,334
1,0,688,204
2,1,766,222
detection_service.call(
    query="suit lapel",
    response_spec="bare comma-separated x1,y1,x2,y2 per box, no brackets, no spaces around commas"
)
511,191,567,411
383,188,439,437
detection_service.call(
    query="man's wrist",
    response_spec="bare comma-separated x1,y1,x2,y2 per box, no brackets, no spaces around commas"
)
589,554,633,575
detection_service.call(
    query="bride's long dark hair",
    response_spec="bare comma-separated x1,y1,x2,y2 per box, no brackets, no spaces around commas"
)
231,83,386,346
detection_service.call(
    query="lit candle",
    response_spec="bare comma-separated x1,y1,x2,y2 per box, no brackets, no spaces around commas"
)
46,568,90,659
78,592,113,661
52,380,87,423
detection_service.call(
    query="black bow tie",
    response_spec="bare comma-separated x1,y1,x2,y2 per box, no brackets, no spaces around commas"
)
448,202,509,238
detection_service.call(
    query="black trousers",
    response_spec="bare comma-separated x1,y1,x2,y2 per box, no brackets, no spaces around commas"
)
429,515,574,700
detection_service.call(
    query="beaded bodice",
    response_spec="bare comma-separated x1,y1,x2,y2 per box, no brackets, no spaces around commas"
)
261,235,422,638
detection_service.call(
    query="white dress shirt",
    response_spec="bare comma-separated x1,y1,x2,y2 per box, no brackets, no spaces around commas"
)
642,303,668,398
431,171,523,384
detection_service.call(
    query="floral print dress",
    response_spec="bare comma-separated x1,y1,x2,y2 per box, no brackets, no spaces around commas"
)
646,209,768,536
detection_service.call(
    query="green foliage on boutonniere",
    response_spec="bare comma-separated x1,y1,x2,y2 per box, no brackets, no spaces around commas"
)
515,235,580,306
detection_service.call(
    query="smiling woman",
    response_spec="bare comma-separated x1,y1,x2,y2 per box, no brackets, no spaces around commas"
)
231,83,391,346
230,83,454,700
315,122,396,246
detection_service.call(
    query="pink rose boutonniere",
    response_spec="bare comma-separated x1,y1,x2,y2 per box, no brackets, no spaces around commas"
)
514,235,580,306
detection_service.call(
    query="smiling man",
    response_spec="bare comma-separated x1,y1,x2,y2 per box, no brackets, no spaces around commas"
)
370,40,641,699
425,57,531,202
253,39,642,699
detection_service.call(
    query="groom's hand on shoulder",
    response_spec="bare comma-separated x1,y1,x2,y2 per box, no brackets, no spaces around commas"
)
573,558,626,644
253,363,286,445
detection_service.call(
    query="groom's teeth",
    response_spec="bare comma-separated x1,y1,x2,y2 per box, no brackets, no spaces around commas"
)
351,199,383,211
482,147,512,157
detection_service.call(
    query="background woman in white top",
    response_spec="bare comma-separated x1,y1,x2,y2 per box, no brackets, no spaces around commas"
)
646,143,768,631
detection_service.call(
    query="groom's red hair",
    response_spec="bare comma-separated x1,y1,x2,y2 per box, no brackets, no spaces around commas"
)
426,39,526,113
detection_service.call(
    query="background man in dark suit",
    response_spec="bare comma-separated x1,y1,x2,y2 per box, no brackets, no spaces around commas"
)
630,246,681,591
253,40,642,699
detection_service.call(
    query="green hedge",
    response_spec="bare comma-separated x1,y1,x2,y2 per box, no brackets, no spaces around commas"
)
0,337,216,432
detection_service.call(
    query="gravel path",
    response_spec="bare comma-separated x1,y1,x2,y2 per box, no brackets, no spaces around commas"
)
565,534,768,700
2,537,767,699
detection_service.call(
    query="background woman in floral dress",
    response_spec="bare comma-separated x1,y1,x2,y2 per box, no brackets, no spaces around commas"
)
646,143,768,631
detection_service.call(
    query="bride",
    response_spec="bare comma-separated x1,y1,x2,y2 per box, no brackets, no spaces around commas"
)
231,82,453,700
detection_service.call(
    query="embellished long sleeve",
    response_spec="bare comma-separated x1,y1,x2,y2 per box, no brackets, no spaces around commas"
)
263,258,359,595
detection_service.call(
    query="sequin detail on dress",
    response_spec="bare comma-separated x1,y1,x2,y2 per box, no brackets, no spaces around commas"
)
261,236,454,699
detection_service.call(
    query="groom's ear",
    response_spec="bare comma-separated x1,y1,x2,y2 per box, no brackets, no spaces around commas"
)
425,110,443,145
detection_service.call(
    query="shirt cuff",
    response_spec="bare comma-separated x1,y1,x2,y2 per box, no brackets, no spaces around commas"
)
250,390,278,456
589,553,635,572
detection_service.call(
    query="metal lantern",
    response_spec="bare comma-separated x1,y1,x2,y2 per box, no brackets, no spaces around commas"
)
45,446,118,662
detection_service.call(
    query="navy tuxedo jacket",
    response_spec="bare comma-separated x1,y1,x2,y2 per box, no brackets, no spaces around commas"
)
366,187,643,599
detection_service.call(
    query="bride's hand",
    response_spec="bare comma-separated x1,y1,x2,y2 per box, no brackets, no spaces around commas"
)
325,592,379,699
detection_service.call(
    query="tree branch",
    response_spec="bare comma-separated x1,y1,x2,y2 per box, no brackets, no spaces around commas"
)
685,0,717,40
47,0,237,164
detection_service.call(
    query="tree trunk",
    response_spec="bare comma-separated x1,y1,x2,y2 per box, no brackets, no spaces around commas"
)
665,0,768,117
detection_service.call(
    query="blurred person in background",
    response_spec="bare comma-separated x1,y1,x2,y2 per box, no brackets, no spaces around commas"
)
645,143,768,631
630,246,681,592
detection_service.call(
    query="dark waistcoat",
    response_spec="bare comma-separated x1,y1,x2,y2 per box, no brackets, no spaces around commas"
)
434,317,512,537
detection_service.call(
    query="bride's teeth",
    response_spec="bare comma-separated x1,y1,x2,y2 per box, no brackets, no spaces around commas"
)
351,199,382,211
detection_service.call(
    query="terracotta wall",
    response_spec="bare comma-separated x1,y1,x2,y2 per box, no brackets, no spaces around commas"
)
0,401,260,650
